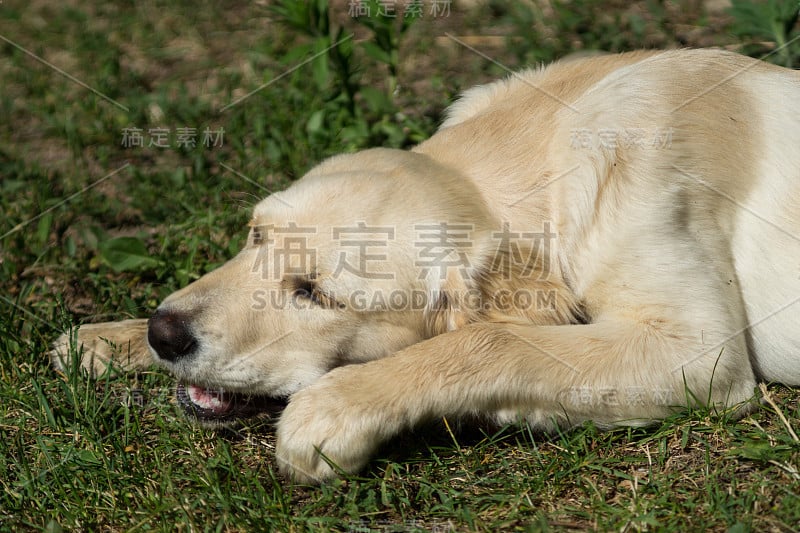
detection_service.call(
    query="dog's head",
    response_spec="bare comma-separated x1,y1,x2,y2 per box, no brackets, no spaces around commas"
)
147,149,492,423
148,148,579,424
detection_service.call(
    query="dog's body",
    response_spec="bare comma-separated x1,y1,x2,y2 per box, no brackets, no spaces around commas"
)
53,49,800,482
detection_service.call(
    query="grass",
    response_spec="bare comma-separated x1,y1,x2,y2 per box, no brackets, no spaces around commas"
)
1,0,800,530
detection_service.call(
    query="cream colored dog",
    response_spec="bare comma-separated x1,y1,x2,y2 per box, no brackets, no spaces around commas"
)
53,49,800,483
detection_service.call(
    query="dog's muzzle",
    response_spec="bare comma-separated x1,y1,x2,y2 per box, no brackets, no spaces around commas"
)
148,309,286,425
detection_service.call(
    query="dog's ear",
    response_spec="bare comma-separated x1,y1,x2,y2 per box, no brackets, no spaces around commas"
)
422,268,482,336
422,245,586,335
420,227,587,335
479,246,586,326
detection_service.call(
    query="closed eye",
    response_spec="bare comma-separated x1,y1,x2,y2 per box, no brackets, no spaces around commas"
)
282,276,343,309
293,279,322,304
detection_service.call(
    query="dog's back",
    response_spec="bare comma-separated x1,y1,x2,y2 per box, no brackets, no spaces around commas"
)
417,49,800,383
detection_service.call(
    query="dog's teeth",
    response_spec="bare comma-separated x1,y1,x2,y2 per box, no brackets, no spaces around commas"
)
187,384,232,413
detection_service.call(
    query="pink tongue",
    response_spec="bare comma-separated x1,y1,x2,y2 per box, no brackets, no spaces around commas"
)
187,384,233,414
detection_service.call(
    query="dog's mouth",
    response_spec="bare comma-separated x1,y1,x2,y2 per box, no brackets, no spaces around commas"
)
176,383,286,425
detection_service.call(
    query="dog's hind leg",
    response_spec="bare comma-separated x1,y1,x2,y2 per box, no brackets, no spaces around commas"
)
50,319,151,375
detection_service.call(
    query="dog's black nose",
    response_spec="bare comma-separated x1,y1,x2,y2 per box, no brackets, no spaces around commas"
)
147,309,197,362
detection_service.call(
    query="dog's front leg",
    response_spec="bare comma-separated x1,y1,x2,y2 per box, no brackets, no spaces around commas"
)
50,319,152,375
275,320,757,483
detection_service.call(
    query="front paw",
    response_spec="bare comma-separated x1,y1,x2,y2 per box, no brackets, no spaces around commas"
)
275,373,386,483
49,319,152,375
